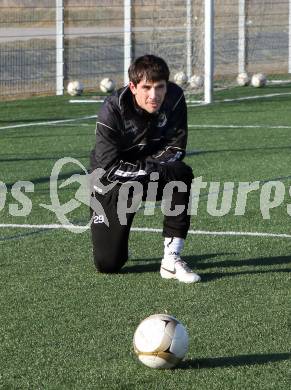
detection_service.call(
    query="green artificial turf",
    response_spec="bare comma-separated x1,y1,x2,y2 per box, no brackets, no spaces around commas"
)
0,87,290,389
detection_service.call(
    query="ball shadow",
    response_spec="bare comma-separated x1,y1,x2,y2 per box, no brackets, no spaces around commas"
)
177,352,291,370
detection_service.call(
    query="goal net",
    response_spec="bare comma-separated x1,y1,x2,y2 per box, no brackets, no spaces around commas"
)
132,0,291,102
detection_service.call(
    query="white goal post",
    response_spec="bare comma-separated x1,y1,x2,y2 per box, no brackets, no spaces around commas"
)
238,0,246,74
204,0,214,103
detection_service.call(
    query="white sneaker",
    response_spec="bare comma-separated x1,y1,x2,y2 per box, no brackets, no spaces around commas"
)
160,257,201,283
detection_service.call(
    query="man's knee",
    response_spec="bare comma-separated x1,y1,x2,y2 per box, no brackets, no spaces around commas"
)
93,251,127,274
95,262,123,274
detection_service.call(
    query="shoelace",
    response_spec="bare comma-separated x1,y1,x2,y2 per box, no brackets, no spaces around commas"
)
175,260,192,273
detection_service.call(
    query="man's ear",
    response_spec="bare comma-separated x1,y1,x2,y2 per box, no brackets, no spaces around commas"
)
129,81,137,95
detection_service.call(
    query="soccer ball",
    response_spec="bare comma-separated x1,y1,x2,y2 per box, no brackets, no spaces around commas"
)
133,313,189,369
251,73,267,88
100,78,116,93
67,80,84,96
237,72,250,86
189,74,204,89
174,71,188,87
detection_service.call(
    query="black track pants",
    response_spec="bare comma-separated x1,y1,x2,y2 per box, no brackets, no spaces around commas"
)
90,169,193,273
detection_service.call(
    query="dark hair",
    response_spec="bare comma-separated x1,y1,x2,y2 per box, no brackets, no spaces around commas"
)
128,54,170,85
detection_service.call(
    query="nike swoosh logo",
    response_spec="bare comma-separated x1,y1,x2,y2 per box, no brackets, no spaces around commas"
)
161,267,176,275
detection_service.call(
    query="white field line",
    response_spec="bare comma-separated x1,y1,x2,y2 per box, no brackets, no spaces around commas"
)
1,114,290,132
1,90,290,131
0,223,291,239
70,91,291,106
49,123,92,127
132,227,291,239
0,115,97,131
71,94,291,108
268,79,291,84
188,124,291,130
187,91,291,107
69,99,104,103
219,91,291,103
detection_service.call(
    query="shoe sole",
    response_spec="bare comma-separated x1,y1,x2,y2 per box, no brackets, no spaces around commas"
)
160,268,201,283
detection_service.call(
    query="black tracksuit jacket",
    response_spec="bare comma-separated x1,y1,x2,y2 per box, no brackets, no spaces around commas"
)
90,81,188,184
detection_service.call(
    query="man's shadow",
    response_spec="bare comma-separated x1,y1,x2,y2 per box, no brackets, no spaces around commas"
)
177,352,291,370
121,253,291,280
121,253,222,274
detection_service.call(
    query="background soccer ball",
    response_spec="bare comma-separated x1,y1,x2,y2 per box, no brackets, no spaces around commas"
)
236,72,250,86
189,74,204,89
133,313,189,369
100,78,116,93
174,71,188,87
67,80,84,96
251,73,267,88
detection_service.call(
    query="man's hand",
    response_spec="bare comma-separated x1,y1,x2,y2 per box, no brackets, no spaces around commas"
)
157,161,194,182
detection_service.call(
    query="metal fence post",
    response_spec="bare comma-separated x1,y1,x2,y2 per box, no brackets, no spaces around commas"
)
238,0,246,74
289,0,291,72
124,0,132,86
186,0,193,80
204,0,214,104
56,0,64,95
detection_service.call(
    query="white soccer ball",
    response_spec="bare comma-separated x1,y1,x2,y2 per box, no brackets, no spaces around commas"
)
67,80,84,96
189,74,204,89
100,78,116,93
133,313,189,369
236,72,250,86
251,73,267,88
174,71,188,87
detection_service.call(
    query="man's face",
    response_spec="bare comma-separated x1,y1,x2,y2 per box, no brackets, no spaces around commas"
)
129,78,167,114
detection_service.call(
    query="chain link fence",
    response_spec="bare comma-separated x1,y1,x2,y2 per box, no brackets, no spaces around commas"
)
0,0,290,99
